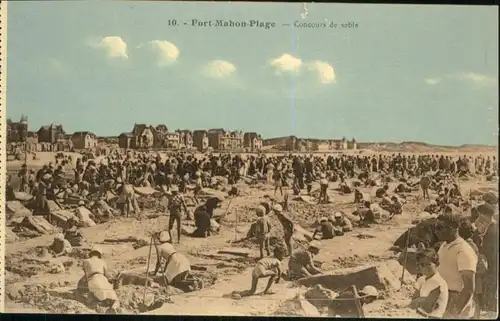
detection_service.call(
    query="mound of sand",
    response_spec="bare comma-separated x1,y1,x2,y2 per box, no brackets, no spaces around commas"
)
273,293,321,317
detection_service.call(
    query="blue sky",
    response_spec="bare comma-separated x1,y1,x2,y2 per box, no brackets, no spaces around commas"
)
6,2,499,145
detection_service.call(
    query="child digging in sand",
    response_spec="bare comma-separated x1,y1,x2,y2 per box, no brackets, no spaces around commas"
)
239,246,286,297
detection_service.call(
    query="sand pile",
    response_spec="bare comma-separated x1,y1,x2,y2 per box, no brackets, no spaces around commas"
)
116,285,171,313
286,202,355,227
11,284,95,314
273,293,321,317
6,227,21,243
304,284,338,309
190,270,218,288
137,195,167,213
5,254,50,278
299,260,414,296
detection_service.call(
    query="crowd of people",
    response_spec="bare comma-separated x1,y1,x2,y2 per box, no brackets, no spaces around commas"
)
6,150,498,317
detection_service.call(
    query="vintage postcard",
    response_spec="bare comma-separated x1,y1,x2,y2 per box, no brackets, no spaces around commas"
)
0,1,498,317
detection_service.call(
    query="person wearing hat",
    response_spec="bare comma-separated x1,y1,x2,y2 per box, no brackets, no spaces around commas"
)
80,247,120,313
167,185,189,244
49,233,73,257
151,232,198,292
328,284,379,317
288,240,323,279
472,203,498,313
330,212,353,235
312,217,334,240
273,204,294,257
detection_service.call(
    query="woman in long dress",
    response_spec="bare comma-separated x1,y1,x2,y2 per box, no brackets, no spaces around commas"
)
79,247,120,313
152,232,200,291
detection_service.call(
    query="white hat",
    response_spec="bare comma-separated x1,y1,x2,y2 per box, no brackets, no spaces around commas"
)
273,204,283,212
159,231,170,243
309,240,322,250
55,233,65,241
334,212,343,218
360,285,378,297
319,217,327,222
42,174,52,180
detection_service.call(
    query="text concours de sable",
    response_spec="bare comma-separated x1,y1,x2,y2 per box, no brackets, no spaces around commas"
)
294,21,358,28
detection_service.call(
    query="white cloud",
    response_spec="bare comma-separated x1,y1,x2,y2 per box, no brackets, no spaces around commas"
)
425,72,496,87
269,54,336,84
307,60,336,84
453,72,496,87
202,60,236,79
89,36,128,59
425,78,441,85
270,53,302,74
148,40,180,67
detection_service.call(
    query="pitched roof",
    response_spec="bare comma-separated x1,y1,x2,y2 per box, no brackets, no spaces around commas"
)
133,124,147,134
72,131,95,138
208,128,226,133
38,125,51,131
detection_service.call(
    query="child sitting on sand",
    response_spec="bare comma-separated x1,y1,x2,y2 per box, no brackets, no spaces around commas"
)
410,247,448,318
238,246,286,297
